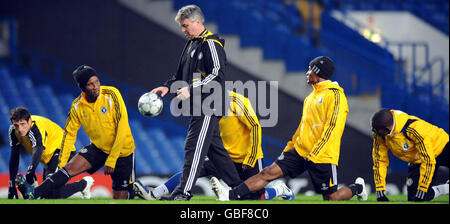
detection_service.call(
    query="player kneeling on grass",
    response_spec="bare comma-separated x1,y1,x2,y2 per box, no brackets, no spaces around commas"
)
134,91,294,201
17,65,138,200
211,56,367,201
8,107,93,199
371,109,449,202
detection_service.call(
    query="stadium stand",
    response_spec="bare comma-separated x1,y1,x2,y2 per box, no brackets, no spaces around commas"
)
170,0,448,132
0,0,447,193
324,0,449,35
0,60,280,175
0,61,184,175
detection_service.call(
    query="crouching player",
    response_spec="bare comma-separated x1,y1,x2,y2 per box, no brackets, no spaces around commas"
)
17,65,137,199
8,107,93,199
371,109,449,202
210,56,367,201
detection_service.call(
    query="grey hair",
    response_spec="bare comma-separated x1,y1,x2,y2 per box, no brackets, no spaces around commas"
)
174,4,205,24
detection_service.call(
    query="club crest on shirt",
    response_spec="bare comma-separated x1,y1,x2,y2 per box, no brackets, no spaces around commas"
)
317,97,323,105
101,106,108,114
80,147,88,153
402,142,410,151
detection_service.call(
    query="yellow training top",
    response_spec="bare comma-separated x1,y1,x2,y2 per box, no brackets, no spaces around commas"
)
10,115,75,164
219,91,263,167
372,109,449,192
59,86,135,169
283,80,349,165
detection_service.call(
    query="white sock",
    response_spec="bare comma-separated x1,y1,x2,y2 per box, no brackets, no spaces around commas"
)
431,183,449,199
152,185,169,198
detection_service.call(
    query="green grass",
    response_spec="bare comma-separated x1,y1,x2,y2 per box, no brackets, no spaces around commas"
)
0,194,448,204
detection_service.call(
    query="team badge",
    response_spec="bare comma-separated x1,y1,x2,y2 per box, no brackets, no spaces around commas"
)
407,178,413,187
402,142,410,151
80,147,88,153
317,97,323,105
101,106,108,114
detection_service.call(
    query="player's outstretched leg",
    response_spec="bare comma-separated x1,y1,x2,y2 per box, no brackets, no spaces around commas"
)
81,176,95,199
355,177,368,200
323,177,366,201
133,180,156,200
15,174,35,199
210,176,230,201
270,180,295,200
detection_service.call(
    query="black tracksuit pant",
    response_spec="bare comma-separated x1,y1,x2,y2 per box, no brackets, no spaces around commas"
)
172,115,242,197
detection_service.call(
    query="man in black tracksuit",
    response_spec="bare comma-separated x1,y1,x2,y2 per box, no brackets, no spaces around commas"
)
151,5,241,200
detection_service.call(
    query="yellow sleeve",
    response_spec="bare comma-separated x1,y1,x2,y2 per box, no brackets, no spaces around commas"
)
234,96,261,168
405,126,436,193
58,103,81,168
104,88,129,169
372,134,389,191
307,89,348,161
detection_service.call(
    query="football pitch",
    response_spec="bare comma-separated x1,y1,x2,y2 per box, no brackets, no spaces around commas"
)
0,194,448,204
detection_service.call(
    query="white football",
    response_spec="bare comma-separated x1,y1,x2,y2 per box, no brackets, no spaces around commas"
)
138,92,163,117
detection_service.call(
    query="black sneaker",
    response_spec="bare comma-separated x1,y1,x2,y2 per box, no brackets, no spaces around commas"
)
15,174,35,199
159,193,192,201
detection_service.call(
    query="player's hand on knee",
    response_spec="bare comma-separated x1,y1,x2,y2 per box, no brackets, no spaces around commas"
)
104,166,115,175
150,86,169,97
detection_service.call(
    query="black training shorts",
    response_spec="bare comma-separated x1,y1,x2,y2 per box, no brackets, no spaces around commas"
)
78,143,135,191
275,148,338,195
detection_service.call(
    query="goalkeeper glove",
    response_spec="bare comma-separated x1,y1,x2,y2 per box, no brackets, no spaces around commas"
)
8,180,18,199
376,190,389,202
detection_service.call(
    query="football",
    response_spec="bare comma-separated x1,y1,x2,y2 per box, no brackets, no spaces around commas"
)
138,92,163,117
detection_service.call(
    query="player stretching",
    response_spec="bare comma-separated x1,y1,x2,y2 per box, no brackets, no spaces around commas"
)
17,65,137,199
371,109,449,202
8,107,93,199
211,56,367,201
134,91,294,200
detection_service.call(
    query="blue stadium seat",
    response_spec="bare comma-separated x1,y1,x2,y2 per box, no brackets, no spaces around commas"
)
172,0,193,11
0,146,9,172
196,0,221,22
133,146,153,174
285,36,312,71
58,93,75,112
0,91,12,140
35,85,67,127
262,24,289,60
130,120,171,174
239,10,264,47
146,127,183,173
15,75,48,117
217,2,244,35
0,67,25,109
172,136,186,159
404,94,431,121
